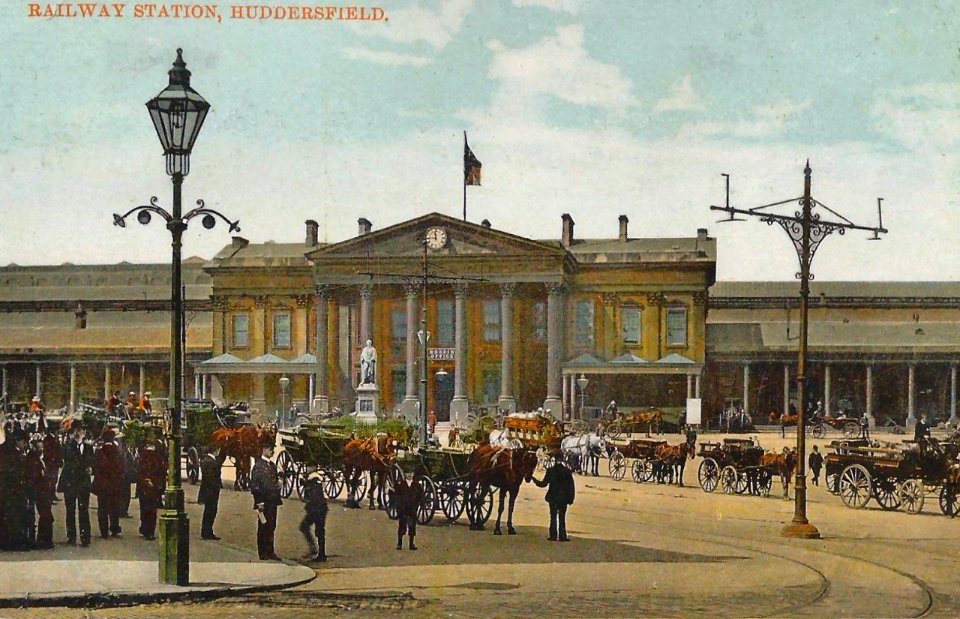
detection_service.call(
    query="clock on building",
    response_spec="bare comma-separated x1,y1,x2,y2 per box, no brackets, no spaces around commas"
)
425,226,448,250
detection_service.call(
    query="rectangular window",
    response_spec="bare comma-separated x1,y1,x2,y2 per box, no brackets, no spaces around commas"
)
231,314,249,348
533,301,547,342
482,367,500,405
272,312,291,349
391,307,406,341
666,307,687,347
437,299,455,347
573,299,595,351
483,300,501,342
391,369,406,406
622,306,641,344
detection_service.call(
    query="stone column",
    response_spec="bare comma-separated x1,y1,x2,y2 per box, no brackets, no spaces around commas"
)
686,375,694,400
104,364,111,403
450,284,469,422
1,364,7,401
949,364,957,427
69,364,76,413
194,373,202,399
695,373,701,399
865,364,874,425
543,283,564,417
498,283,517,413
401,282,421,420
562,373,570,421
824,363,831,416
907,363,916,428
359,285,373,348
783,363,790,415
35,364,42,400
328,299,340,412
742,362,750,417
312,286,329,413
139,363,146,401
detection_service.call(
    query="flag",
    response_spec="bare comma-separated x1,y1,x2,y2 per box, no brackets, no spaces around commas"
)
464,133,482,186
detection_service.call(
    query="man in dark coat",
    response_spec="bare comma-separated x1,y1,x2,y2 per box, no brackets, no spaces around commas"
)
299,472,328,561
92,428,125,538
25,437,45,548
58,423,93,546
42,426,62,504
198,444,223,540
137,439,166,540
0,430,30,550
808,445,824,486
249,443,282,560
119,438,138,518
533,451,576,542
392,473,423,551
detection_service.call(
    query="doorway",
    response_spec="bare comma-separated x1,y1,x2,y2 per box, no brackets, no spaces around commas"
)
434,371,454,421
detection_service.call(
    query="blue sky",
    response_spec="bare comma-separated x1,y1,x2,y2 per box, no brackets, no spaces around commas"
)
2,0,959,279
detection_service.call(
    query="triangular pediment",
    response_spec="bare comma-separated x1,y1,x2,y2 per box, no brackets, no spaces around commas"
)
307,213,563,260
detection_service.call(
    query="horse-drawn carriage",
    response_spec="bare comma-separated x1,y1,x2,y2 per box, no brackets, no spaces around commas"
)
276,424,354,501
825,438,960,515
605,408,664,439
697,438,794,497
615,438,667,483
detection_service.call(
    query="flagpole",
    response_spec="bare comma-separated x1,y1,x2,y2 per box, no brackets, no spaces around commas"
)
463,131,468,222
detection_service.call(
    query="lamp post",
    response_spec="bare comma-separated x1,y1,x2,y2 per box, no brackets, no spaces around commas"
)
710,162,886,539
279,375,290,428
577,374,589,420
418,327,431,445
114,49,239,585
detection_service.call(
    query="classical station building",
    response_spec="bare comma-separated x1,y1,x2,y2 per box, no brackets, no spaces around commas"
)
201,213,716,422
706,282,960,428
0,261,212,411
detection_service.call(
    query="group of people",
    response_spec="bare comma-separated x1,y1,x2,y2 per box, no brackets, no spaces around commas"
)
0,416,168,551
105,390,154,420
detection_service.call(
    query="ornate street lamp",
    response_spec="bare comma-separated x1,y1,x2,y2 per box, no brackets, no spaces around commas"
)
710,162,886,539
279,375,291,428
114,49,239,585
577,374,589,420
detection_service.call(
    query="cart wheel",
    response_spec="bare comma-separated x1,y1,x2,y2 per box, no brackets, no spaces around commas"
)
698,458,719,493
468,484,493,525
759,470,773,497
872,476,902,511
325,469,345,500
507,439,524,450
379,464,402,520
825,472,840,495
720,466,740,495
812,424,825,439
630,459,643,483
352,471,370,505
607,422,623,440
607,451,625,481
938,484,959,517
417,476,437,525
842,422,859,439
295,463,308,500
899,479,925,515
839,464,871,509
276,450,296,499
186,447,200,485
441,482,466,522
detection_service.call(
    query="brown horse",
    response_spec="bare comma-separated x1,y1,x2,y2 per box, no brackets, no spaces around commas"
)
212,424,277,490
466,445,539,535
760,447,798,499
342,434,399,510
653,441,696,486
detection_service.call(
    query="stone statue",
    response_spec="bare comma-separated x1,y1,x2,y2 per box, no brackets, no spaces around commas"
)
360,339,378,385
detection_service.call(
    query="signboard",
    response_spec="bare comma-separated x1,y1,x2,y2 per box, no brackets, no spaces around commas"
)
428,348,455,361
686,398,702,425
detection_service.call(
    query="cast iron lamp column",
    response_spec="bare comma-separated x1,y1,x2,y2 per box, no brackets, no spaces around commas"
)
113,49,239,585
710,162,885,539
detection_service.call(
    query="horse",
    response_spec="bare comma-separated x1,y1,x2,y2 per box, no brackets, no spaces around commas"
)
653,441,696,486
211,423,278,490
466,444,539,535
342,433,399,510
560,433,607,476
759,447,798,499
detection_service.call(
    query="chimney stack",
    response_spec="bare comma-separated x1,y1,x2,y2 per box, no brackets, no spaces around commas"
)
305,219,319,247
358,217,372,236
561,214,574,248
619,215,629,242
231,236,249,250
697,228,708,241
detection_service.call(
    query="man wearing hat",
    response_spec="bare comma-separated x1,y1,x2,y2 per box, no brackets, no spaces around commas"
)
124,392,137,419
25,436,54,549
139,392,153,416
532,450,576,542
198,444,223,540
0,429,30,550
58,422,93,546
29,396,44,413
137,436,166,540
42,422,62,505
249,442,282,560
92,428,126,538
105,390,122,416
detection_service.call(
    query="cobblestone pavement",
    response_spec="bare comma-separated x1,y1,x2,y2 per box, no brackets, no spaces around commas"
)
3,430,958,617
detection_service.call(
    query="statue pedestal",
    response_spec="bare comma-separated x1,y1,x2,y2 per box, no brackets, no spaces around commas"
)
352,383,380,425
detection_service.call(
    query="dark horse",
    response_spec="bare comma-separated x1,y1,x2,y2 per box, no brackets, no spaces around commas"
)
342,434,399,510
211,424,278,490
653,440,696,486
466,444,539,535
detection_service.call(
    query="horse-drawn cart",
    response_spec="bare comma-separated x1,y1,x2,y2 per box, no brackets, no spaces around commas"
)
605,408,663,439
614,438,667,483
277,425,354,501
697,438,766,494
381,446,486,526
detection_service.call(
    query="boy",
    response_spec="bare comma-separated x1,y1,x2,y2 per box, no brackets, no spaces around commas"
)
299,471,328,562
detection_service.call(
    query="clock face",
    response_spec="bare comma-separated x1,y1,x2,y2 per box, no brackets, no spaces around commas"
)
426,227,448,250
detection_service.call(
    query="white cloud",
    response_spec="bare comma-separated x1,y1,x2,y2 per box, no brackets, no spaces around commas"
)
871,83,960,152
679,99,810,139
512,0,583,14
354,0,474,50
342,46,432,67
485,25,637,113
653,75,702,113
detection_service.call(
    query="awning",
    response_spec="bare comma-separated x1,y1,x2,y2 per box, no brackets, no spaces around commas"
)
195,352,319,375
563,352,701,376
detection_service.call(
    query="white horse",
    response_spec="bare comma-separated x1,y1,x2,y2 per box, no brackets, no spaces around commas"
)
561,433,607,476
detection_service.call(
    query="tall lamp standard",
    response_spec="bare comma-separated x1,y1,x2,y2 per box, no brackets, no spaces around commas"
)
577,374,589,420
279,375,290,428
710,162,886,539
113,49,239,585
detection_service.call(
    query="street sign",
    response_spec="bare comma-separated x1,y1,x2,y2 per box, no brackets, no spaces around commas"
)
686,398,702,425
428,347,455,361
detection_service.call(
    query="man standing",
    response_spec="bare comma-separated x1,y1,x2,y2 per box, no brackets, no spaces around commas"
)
249,443,282,561
427,410,437,436
105,391,121,416
124,392,137,418
533,451,576,542
119,437,138,519
860,412,871,440
42,424,61,504
139,392,153,416
58,422,93,546
29,396,44,413
808,446,824,487
137,438,166,540
299,472,328,561
0,430,30,550
914,416,929,452
198,444,223,540
393,472,422,551
92,428,125,538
